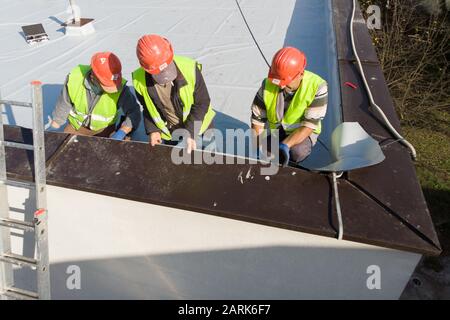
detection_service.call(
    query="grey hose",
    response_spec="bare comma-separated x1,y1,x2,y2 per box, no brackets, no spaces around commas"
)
350,0,417,160
332,172,344,240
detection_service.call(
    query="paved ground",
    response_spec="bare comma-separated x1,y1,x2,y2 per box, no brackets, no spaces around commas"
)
401,223,450,299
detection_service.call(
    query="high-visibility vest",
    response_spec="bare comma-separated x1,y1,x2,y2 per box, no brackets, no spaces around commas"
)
132,55,216,141
263,70,325,135
67,65,126,131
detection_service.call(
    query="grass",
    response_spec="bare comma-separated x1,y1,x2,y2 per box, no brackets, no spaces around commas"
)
359,0,450,258
403,110,450,255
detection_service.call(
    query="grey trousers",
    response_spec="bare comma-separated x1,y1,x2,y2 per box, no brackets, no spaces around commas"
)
289,136,314,162
267,130,318,163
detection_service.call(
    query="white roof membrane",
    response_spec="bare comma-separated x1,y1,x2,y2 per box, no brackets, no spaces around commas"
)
0,0,384,171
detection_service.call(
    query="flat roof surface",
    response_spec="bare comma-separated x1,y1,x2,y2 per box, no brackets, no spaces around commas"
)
1,0,306,139
1,0,347,170
1,0,441,255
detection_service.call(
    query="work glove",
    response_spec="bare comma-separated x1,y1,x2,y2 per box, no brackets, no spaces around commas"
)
110,129,127,141
279,143,290,167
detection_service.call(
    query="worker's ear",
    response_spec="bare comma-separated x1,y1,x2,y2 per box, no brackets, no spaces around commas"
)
90,72,99,84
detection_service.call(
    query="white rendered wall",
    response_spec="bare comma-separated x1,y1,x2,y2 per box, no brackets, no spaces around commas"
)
6,185,421,300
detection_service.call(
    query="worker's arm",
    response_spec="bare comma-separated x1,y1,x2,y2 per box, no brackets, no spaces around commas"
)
116,85,142,134
283,82,328,144
135,90,162,135
283,81,328,147
282,126,314,147
250,81,267,138
135,90,163,146
250,82,269,159
251,122,265,159
280,82,328,166
184,65,210,139
251,122,265,135
50,75,72,129
297,81,328,135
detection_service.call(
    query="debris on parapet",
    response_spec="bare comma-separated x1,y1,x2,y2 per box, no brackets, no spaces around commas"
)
238,171,244,184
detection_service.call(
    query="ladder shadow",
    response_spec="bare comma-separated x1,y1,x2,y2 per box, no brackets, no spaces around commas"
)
8,189,37,292
0,101,17,126
42,84,63,129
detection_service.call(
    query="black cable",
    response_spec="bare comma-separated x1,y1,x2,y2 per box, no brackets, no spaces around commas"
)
235,0,331,171
234,0,271,68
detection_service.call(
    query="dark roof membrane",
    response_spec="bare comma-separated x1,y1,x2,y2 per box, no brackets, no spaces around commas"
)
3,125,441,256
2,0,441,256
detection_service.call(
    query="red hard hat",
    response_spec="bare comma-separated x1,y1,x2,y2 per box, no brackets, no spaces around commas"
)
90,52,123,90
136,34,174,74
268,47,307,87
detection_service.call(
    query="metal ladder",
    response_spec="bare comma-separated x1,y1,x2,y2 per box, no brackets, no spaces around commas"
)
0,82,51,300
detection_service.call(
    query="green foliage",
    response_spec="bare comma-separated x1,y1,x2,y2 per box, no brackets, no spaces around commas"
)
360,0,450,254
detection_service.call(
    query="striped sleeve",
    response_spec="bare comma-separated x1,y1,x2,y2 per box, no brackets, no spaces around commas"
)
251,104,267,126
251,81,267,127
300,82,328,130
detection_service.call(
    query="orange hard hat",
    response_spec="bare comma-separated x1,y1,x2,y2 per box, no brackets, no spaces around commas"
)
90,52,123,91
268,47,307,87
136,34,174,74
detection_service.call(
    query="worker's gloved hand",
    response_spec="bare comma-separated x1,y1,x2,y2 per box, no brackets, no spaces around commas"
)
279,143,290,167
110,129,127,141
257,145,273,161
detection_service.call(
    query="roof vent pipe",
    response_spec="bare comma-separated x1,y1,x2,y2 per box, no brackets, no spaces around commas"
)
69,0,81,23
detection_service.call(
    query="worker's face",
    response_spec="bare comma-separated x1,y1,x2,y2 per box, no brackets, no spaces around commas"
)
100,84,119,94
91,73,120,94
284,72,304,93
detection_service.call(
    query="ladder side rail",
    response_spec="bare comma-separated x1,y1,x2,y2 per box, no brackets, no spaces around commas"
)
0,89,14,299
31,82,51,300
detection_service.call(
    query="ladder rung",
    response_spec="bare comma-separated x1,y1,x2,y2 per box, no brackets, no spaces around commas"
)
2,287,38,300
0,252,37,268
0,179,36,189
0,217,35,231
1,141,34,150
0,100,32,108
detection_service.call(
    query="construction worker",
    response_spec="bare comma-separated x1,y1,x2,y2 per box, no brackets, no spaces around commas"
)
49,52,141,139
251,47,328,167
133,34,216,153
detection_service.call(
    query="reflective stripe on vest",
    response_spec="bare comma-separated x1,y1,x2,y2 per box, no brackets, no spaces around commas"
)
67,65,127,131
263,70,325,135
132,56,216,141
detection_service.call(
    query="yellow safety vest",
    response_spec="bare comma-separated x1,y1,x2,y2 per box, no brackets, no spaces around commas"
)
132,55,215,140
67,65,126,131
263,70,325,134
